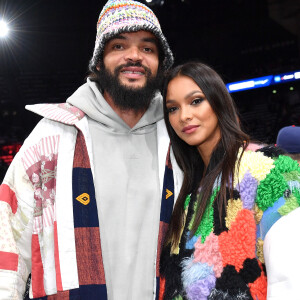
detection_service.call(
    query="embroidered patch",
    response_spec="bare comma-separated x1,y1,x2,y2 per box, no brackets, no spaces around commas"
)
0,184,18,214
166,188,173,199
76,193,90,205
0,202,18,253
0,252,18,272
22,135,59,234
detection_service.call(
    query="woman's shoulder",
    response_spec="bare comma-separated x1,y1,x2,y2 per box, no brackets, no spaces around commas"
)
234,145,300,239
236,147,275,182
236,145,298,184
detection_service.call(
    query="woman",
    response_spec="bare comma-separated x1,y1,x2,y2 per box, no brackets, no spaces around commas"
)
159,62,300,300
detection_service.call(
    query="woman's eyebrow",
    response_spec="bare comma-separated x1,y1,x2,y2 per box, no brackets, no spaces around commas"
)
184,90,204,99
166,91,204,103
166,99,180,105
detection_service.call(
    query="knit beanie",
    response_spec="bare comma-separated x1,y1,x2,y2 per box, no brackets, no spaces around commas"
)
276,125,300,153
89,0,174,72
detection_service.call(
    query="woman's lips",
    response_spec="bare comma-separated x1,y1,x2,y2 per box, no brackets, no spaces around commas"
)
182,125,199,134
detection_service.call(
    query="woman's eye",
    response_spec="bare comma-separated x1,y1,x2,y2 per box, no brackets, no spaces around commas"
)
191,98,204,105
167,107,178,113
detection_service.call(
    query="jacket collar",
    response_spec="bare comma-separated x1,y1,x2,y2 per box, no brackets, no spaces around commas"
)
25,103,85,125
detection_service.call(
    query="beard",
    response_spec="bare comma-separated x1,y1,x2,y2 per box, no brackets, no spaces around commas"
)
96,61,163,112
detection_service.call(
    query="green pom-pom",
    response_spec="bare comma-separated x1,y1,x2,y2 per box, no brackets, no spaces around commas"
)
278,194,299,216
256,163,288,211
173,295,183,300
283,170,300,182
275,155,300,173
294,189,300,206
184,194,191,210
195,188,219,243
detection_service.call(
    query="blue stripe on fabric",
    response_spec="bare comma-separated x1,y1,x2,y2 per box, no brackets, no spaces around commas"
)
30,288,81,300
72,167,99,228
160,165,174,223
156,276,160,300
257,196,285,240
77,285,107,300
69,288,80,299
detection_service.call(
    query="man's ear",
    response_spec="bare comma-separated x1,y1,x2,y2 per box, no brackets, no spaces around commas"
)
96,62,101,71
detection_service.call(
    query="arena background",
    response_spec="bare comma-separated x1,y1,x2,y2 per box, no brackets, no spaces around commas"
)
0,0,299,179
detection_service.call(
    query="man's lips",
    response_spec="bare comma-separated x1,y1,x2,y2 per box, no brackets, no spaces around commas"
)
120,67,145,76
182,125,199,133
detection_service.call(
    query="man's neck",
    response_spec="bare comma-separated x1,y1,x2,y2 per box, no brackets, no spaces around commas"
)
103,91,146,128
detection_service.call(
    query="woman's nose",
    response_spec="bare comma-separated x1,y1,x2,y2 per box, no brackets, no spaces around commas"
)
180,106,192,122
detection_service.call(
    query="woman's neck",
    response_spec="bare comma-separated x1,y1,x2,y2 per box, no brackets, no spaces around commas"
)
197,134,221,169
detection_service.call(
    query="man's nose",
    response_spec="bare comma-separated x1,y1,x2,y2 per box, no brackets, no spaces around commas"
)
125,46,142,62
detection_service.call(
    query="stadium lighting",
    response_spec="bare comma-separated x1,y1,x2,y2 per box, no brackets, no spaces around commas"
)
143,0,164,6
0,20,9,38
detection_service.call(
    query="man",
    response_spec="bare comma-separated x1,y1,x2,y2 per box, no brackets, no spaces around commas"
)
0,1,182,299
276,125,300,164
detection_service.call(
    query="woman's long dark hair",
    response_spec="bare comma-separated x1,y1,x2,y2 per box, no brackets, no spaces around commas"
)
163,62,249,247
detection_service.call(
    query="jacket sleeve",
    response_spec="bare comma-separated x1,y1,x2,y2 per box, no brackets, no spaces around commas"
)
0,151,34,299
263,207,300,299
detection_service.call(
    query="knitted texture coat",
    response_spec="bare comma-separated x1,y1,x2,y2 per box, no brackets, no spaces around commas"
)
160,147,300,300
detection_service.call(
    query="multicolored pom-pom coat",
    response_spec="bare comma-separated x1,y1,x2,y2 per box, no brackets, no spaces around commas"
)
160,148,300,300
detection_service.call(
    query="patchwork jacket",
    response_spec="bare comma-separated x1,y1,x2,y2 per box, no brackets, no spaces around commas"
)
0,103,182,299
160,148,300,300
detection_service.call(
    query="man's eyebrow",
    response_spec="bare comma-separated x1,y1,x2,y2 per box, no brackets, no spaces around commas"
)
142,37,158,45
108,34,127,41
107,35,158,46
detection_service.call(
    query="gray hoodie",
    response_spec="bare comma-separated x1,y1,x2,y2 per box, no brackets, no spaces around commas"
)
67,79,164,300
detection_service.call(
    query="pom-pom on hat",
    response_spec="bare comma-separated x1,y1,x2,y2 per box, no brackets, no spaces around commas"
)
89,0,174,72
276,125,300,153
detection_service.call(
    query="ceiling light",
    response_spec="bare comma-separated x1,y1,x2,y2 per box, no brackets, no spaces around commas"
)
0,20,9,38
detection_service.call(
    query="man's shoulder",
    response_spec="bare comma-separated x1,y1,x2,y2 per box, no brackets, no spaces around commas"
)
25,103,86,125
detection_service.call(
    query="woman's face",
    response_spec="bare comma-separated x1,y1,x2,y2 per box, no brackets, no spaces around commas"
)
166,75,221,154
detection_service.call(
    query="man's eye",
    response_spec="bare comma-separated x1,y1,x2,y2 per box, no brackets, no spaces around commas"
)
144,47,153,53
113,44,123,50
167,107,177,113
192,98,204,105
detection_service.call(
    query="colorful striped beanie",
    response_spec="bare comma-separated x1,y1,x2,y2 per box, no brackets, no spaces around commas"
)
89,0,174,72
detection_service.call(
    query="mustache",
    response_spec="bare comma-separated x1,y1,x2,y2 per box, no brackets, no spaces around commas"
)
114,62,152,77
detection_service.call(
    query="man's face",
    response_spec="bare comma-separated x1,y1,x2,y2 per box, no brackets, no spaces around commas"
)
96,30,163,112
100,31,160,89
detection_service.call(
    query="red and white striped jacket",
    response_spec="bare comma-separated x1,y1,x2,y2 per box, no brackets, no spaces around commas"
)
0,103,183,299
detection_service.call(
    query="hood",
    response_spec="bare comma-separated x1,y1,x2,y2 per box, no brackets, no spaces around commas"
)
66,79,164,134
